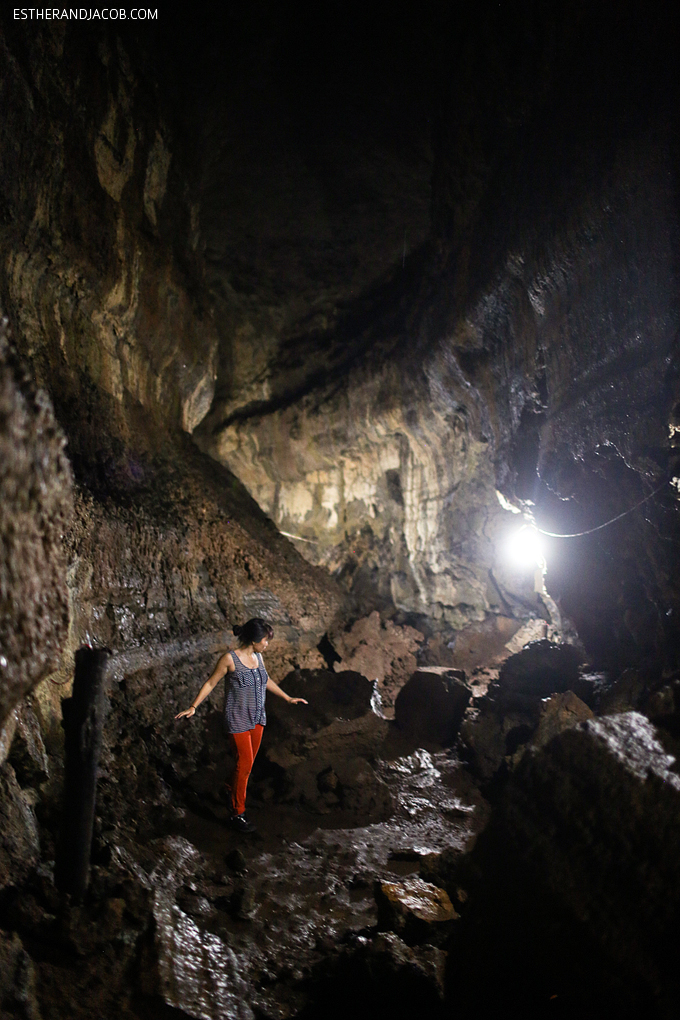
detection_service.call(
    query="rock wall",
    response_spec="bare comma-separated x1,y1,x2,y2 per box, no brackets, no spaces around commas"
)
190,2,680,668
0,17,350,735
196,344,535,630
0,314,72,728
0,19,217,434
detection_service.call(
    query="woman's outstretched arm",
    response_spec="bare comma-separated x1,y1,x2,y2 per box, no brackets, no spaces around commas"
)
175,652,234,719
266,677,308,705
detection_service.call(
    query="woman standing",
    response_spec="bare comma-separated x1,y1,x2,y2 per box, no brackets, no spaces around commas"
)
175,618,307,832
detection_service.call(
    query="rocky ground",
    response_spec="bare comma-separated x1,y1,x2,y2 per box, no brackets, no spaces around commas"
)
2,641,680,1020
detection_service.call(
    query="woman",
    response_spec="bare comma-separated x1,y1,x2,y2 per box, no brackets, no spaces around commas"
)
175,618,307,833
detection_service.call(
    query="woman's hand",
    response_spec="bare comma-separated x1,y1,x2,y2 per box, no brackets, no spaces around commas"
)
267,677,307,703
175,657,230,722
175,706,196,720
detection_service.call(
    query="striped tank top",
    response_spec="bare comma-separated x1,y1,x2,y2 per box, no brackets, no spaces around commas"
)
224,650,268,734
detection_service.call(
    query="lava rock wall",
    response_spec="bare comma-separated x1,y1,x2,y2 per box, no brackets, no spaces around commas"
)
0,17,349,734
0,315,72,727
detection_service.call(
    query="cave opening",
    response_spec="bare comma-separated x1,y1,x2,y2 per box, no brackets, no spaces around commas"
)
2,2,680,1018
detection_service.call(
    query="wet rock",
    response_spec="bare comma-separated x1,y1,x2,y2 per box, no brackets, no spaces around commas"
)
225,848,248,874
149,886,255,1019
374,876,459,946
176,887,215,920
230,882,257,919
8,700,49,787
0,930,42,1020
394,668,470,746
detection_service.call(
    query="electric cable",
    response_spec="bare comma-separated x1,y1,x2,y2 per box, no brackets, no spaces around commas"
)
536,480,670,538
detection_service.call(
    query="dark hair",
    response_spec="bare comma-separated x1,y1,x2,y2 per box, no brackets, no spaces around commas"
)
233,617,274,646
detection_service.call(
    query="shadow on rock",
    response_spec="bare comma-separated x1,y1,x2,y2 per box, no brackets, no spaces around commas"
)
443,711,680,1019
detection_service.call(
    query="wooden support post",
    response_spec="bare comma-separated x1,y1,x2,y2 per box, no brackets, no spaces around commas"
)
55,646,111,900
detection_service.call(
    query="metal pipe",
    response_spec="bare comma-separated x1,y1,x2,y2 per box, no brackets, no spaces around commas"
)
55,647,111,900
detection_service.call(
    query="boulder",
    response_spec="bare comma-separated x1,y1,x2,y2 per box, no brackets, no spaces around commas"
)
497,640,582,703
460,644,597,780
265,669,377,736
458,712,680,1016
598,666,656,715
529,690,594,750
459,699,517,780
394,668,470,746
330,612,425,714
253,669,392,819
305,931,447,1017
362,933,446,1002
504,691,595,773
374,876,459,946
643,677,680,761
265,741,393,820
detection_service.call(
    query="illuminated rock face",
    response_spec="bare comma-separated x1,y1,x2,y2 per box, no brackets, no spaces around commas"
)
197,356,522,628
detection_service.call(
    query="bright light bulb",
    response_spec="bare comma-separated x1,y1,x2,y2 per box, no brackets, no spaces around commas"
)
507,524,545,568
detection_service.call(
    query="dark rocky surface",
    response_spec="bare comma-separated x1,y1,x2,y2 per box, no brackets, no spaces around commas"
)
0,664,489,1020
444,711,680,1020
0,314,72,727
394,668,470,747
460,641,599,782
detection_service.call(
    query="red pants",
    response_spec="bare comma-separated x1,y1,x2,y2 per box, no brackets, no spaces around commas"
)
228,724,264,815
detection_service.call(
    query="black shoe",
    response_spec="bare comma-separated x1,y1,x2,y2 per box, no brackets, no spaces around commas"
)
231,813,257,833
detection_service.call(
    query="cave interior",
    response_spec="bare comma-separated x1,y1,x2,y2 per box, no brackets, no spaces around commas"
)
1,2,680,1018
